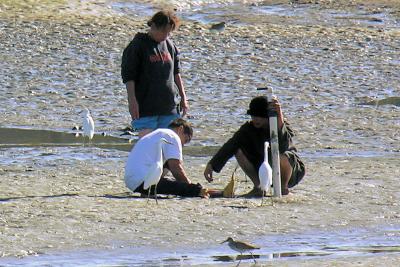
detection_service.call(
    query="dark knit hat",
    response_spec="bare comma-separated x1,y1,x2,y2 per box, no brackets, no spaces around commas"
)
246,96,269,117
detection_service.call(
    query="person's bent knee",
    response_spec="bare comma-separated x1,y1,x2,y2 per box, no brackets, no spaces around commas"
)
235,149,259,186
280,153,290,163
280,153,292,170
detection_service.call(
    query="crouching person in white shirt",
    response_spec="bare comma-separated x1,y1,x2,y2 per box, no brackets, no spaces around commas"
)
125,118,207,198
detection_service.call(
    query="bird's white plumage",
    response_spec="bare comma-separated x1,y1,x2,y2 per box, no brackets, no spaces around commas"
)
143,138,170,190
82,108,95,140
258,141,272,203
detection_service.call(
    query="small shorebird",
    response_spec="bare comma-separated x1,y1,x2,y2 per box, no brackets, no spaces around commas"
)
210,22,226,32
222,237,260,265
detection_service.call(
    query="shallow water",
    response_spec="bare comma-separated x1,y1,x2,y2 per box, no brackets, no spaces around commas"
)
0,226,399,266
1,127,398,158
113,0,400,28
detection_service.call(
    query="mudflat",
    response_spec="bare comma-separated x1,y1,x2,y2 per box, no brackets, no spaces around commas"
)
0,0,399,265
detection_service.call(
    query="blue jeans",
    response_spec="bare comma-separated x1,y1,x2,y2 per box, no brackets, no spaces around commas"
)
132,114,180,131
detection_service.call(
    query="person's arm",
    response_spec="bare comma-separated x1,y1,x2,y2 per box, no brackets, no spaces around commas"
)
174,73,189,117
125,80,139,120
270,98,284,130
170,40,188,117
204,163,214,182
204,127,244,182
167,159,191,184
122,37,143,120
270,99,297,153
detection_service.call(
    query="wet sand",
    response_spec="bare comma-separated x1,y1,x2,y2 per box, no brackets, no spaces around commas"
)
0,0,399,265
1,151,399,264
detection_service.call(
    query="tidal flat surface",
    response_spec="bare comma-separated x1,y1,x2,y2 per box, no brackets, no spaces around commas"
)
0,0,399,265
0,0,399,153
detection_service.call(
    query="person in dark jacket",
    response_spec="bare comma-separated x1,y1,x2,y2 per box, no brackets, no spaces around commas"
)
121,10,189,138
204,96,305,196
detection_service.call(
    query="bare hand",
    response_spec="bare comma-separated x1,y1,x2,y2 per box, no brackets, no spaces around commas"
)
204,163,214,182
270,97,284,129
129,100,139,120
270,97,281,114
180,98,189,117
126,81,139,120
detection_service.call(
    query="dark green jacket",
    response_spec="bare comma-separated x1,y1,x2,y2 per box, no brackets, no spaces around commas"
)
209,121,305,184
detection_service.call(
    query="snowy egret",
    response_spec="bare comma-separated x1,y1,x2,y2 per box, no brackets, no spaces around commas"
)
259,141,273,205
221,237,260,264
82,108,95,143
143,137,172,204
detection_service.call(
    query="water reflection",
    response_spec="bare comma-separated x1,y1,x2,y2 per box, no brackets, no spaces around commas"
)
0,226,398,266
1,127,399,158
0,127,128,145
213,251,331,262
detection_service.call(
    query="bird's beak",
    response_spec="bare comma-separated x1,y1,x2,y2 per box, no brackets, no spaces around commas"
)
220,238,229,244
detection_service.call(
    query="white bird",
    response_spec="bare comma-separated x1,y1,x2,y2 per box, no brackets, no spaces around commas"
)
143,138,172,204
258,141,273,205
82,108,95,143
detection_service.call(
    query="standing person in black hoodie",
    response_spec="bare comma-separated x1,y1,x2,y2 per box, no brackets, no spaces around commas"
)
121,10,189,138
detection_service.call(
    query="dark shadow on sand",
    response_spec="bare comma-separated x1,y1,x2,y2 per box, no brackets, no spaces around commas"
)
0,193,79,202
0,192,176,202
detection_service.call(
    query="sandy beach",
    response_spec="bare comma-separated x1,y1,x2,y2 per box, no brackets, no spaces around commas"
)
0,0,399,265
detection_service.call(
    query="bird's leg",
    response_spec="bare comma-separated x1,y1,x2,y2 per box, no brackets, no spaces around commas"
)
250,252,257,263
147,186,151,203
260,190,265,206
270,187,274,206
154,183,158,205
235,253,242,267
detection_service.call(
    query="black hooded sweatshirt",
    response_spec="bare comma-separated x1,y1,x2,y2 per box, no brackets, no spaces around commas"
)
121,33,180,116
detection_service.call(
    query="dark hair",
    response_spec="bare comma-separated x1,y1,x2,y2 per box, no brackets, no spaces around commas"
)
147,10,180,31
246,96,269,117
168,118,193,139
